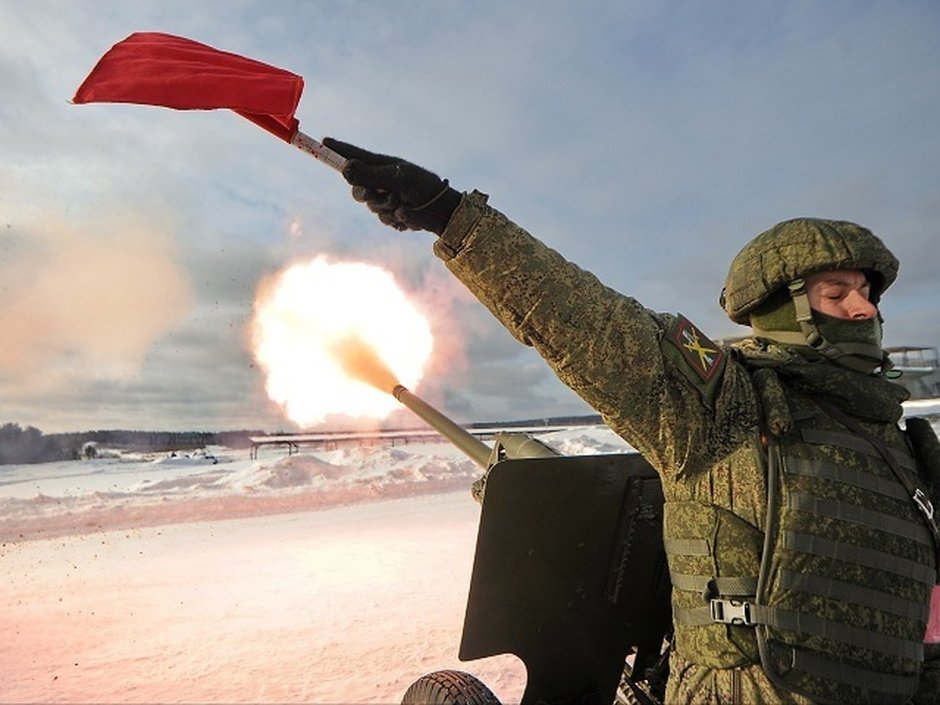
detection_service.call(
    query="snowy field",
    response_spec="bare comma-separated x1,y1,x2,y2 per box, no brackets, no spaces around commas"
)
0,424,632,704
3,403,939,704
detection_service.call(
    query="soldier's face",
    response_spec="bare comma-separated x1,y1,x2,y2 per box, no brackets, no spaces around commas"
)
805,269,878,320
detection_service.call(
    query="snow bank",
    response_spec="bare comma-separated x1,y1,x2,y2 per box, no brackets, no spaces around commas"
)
0,426,630,542
0,448,468,542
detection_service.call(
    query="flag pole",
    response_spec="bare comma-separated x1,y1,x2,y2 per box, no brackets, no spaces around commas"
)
291,131,347,172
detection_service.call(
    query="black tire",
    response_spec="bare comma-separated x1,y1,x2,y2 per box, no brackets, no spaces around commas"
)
401,669,502,705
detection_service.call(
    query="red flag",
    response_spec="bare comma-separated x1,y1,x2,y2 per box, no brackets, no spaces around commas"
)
73,32,303,142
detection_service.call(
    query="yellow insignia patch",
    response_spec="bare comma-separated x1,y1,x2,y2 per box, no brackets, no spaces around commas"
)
671,316,724,382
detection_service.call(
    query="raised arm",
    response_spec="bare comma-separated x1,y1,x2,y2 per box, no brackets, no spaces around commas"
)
323,138,742,477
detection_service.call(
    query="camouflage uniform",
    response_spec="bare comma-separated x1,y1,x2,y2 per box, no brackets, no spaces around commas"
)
433,191,940,704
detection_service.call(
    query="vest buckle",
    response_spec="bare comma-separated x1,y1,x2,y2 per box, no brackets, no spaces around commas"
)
710,598,753,626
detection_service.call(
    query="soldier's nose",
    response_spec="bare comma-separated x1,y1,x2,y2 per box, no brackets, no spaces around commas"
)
846,291,878,320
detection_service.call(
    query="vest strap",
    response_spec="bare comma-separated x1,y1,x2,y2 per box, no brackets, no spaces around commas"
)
688,600,924,661
674,567,930,627
783,530,936,585
670,572,758,597
674,600,772,627
764,606,924,660
800,428,917,471
791,647,919,694
672,605,710,627
784,455,912,502
662,537,710,556
789,492,934,546
778,569,929,621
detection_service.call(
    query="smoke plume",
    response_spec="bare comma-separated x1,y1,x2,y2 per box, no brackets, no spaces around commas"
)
0,217,192,394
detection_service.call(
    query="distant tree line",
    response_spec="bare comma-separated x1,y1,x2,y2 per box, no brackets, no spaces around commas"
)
0,423,72,464
0,414,610,466
0,423,262,465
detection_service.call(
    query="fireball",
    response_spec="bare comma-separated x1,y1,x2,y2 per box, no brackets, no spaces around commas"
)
250,256,433,426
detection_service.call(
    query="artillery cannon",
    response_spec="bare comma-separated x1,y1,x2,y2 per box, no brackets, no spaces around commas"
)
390,384,672,705
331,338,670,704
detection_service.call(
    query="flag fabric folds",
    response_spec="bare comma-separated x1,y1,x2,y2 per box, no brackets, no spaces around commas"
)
73,32,304,142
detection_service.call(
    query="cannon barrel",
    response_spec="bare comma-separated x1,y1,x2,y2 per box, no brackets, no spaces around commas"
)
391,384,562,469
392,384,493,468
335,336,557,466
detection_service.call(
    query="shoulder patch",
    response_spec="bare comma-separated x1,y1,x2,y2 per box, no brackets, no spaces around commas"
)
660,315,727,406
669,316,724,382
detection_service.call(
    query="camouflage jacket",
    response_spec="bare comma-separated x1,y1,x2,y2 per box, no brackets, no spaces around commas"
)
434,191,940,705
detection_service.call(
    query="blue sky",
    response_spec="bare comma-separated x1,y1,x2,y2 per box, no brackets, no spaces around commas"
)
1,1,938,433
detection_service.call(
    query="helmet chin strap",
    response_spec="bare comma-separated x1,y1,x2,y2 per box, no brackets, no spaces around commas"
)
751,279,893,375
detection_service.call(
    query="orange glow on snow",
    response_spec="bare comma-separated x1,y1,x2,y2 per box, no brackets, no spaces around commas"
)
250,256,433,426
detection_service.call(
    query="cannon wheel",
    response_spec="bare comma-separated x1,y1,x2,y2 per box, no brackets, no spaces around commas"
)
401,670,501,705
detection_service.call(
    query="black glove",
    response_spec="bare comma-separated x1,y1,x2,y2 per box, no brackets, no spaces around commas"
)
322,138,461,235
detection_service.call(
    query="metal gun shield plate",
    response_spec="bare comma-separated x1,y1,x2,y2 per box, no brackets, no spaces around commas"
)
458,453,670,705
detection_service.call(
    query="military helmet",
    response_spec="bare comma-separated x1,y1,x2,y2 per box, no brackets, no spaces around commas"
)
720,218,899,325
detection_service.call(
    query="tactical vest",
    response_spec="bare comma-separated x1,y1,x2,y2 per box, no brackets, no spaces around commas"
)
665,404,937,704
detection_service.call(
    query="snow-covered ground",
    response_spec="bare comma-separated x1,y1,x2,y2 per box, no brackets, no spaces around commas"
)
3,403,939,704
0,424,634,704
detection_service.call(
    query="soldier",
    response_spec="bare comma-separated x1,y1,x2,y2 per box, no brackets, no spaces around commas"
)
321,138,940,704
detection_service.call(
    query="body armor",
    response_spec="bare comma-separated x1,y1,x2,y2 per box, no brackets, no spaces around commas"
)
666,394,936,704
